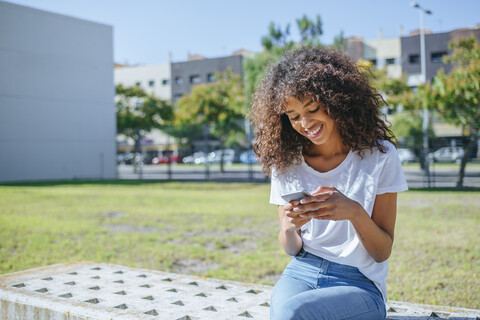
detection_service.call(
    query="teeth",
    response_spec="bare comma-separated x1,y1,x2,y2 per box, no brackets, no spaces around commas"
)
307,126,321,136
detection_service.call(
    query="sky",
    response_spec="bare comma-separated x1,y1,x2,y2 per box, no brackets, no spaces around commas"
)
4,0,480,65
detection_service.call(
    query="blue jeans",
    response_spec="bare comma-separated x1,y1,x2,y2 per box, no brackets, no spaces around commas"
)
270,249,386,320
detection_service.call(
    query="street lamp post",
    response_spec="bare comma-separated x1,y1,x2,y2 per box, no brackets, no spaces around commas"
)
411,2,432,187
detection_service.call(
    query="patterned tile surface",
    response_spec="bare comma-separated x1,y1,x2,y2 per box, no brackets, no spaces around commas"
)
0,261,478,320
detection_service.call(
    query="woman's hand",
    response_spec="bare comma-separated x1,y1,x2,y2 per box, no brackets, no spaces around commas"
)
282,200,312,232
285,186,363,222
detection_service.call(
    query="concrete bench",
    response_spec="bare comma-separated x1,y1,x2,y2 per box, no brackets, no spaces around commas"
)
1,261,479,320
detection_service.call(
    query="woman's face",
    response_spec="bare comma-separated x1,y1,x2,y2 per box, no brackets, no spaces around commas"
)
284,96,342,148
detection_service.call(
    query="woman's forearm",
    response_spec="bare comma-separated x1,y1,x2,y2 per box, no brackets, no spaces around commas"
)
349,207,393,263
278,228,303,256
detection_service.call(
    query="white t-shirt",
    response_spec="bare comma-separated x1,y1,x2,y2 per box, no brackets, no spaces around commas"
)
270,140,408,302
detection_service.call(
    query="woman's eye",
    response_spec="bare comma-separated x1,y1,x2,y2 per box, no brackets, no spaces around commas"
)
290,115,299,121
309,107,320,113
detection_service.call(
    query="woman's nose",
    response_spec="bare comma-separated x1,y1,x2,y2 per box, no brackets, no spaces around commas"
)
301,115,313,128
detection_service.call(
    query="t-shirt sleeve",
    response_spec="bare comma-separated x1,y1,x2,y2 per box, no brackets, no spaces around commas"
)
269,169,288,206
377,142,409,195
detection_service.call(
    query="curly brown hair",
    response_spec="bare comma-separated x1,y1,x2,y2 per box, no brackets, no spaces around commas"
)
249,46,396,176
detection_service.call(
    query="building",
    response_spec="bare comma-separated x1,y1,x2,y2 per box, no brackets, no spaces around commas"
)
114,63,171,101
401,26,480,86
346,31,402,78
171,54,244,102
0,1,116,182
113,53,245,162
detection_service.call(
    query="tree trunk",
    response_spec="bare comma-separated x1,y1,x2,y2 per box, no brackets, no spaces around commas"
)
219,139,226,174
456,127,478,188
133,129,141,174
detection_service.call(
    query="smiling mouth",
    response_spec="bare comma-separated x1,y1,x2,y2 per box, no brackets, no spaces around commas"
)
305,124,323,138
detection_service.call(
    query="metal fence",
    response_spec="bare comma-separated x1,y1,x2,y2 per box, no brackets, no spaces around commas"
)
117,161,480,189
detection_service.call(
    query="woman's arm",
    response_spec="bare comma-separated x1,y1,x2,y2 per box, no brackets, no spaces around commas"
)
288,187,397,262
349,192,397,262
277,204,309,256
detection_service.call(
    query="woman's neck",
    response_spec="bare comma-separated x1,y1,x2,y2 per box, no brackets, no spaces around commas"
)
303,142,350,173
304,140,349,158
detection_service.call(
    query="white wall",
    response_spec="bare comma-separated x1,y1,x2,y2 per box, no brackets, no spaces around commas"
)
0,1,116,182
365,37,402,78
114,64,171,101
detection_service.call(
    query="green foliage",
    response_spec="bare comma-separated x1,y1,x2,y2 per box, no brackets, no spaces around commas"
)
332,30,347,52
367,66,411,109
398,36,480,187
243,47,285,107
296,14,323,46
175,68,245,145
244,14,324,111
261,22,292,51
432,37,480,129
391,112,424,147
116,84,173,141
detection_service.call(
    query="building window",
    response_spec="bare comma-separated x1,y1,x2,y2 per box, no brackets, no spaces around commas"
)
409,54,420,64
174,77,183,85
173,93,184,102
386,58,395,65
135,82,141,87
190,74,202,84
149,80,155,87
431,52,447,63
369,59,377,66
207,73,217,83
162,79,170,86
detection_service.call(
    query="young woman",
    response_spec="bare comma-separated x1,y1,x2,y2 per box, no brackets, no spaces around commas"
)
250,47,408,320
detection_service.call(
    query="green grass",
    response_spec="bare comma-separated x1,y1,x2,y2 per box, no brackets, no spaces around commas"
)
0,181,478,309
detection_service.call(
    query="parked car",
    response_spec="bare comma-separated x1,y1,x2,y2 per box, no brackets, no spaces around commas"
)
182,152,206,165
397,148,417,164
151,154,180,164
428,146,465,164
240,150,258,165
208,149,235,165
123,153,143,165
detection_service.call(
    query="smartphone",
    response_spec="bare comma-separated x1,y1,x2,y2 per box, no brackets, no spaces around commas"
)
281,190,311,202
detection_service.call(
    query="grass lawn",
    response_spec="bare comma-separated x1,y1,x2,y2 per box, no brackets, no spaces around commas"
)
0,181,478,309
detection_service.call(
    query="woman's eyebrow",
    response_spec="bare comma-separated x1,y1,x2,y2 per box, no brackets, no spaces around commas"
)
303,100,315,108
285,100,316,114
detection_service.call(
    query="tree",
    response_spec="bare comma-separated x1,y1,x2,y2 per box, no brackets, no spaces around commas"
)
116,84,173,170
357,59,432,164
296,14,323,46
332,30,347,52
261,22,292,51
243,47,285,108
175,68,245,172
244,15,323,110
431,37,480,187
390,111,425,148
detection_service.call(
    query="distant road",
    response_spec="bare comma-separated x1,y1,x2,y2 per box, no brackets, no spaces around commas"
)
118,164,480,188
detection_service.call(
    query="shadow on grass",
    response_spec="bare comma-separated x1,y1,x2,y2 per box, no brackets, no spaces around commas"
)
0,179,178,187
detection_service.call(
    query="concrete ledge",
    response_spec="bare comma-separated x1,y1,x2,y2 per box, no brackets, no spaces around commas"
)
0,261,479,320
